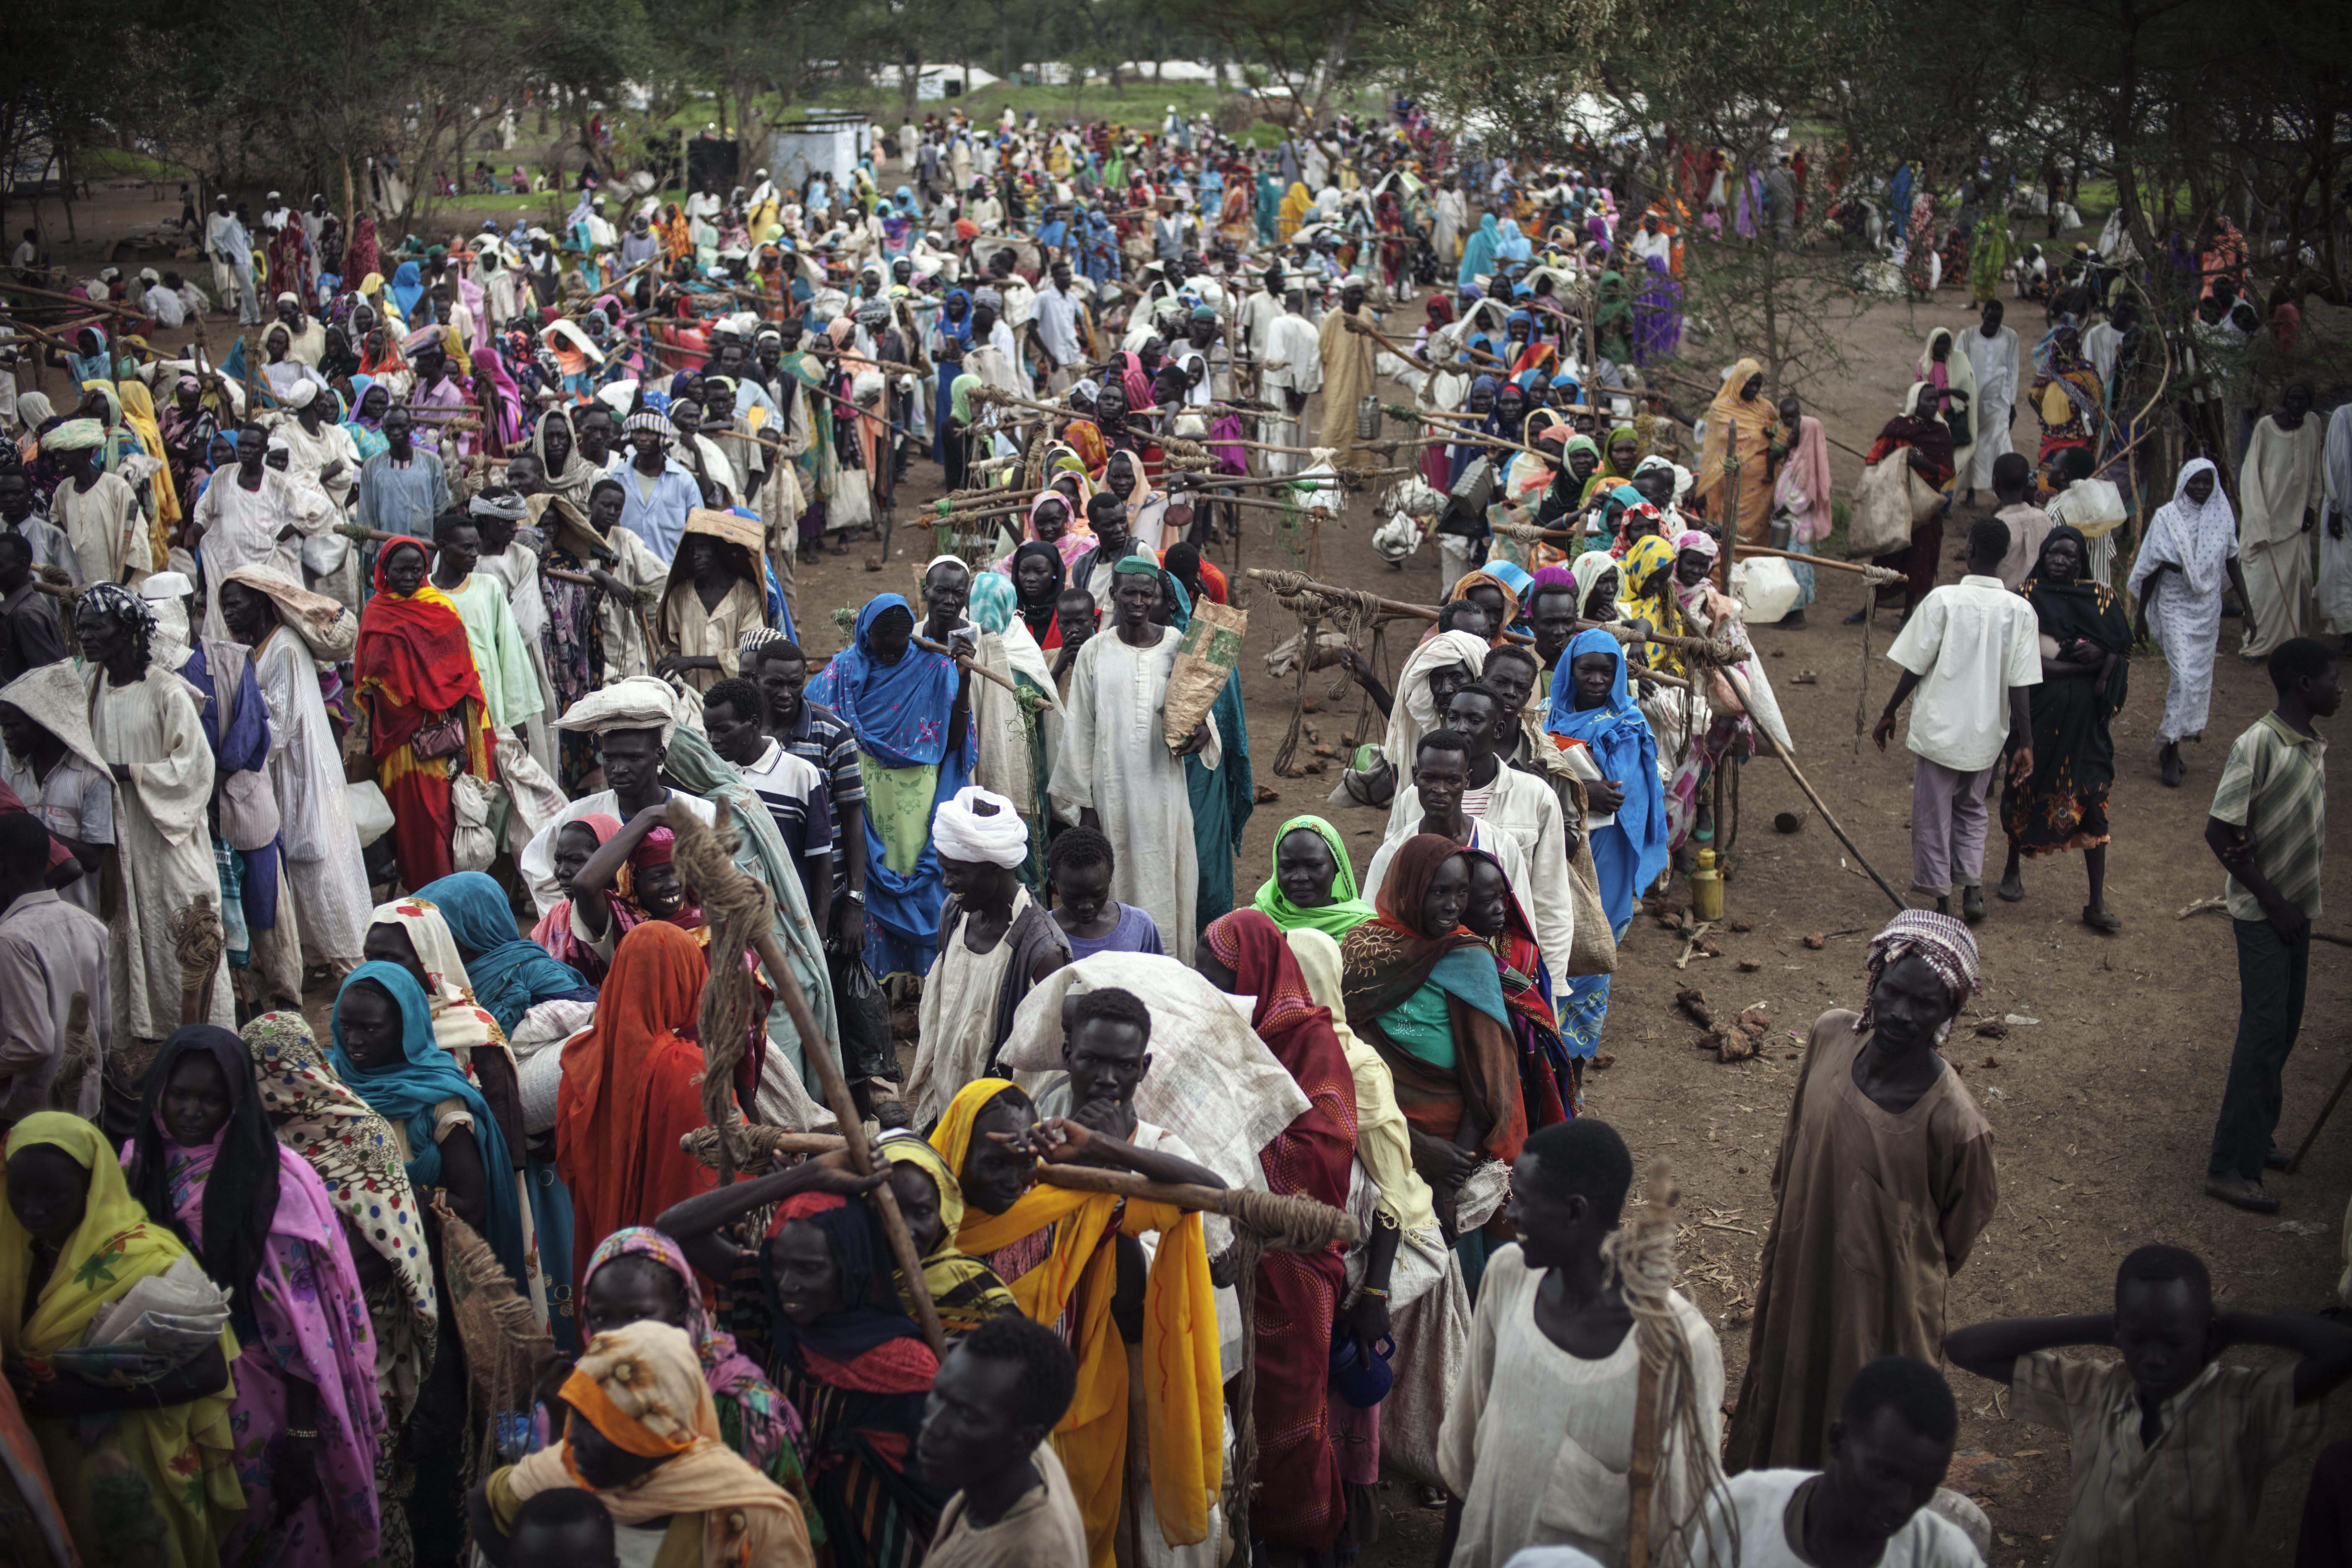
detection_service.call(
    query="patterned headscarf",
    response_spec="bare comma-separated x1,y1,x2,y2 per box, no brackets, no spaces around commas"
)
1858,910,1981,1031
243,1011,438,1421
580,1227,799,1475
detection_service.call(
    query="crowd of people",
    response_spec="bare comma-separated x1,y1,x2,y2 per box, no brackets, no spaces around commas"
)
0,94,2346,1568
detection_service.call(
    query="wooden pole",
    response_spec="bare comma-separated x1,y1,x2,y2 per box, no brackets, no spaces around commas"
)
912,633,1022,694
1720,666,1906,910
742,918,948,1356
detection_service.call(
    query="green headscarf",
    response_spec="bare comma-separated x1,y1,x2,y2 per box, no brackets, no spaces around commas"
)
949,373,983,426
1250,815,1376,940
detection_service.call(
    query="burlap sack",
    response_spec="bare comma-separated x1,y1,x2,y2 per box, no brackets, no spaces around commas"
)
1162,599,1247,750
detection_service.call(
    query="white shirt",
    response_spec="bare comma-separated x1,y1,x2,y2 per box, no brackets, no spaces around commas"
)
143,284,187,328
1034,285,1086,366
1885,573,2042,773
1690,1470,1985,1568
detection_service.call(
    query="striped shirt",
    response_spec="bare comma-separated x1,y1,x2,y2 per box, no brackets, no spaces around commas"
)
2013,1351,2321,1568
2209,711,2326,919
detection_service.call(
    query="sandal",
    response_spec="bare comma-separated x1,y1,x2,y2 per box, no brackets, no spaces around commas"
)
2082,905,2122,934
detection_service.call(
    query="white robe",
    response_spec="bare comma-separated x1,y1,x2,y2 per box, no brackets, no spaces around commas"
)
1959,325,2018,490
2129,489,2240,744
251,626,370,966
481,543,562,776
1047,627,1220,965
2238,414,2324,658
87,664,232,1039
2320,404,2352,636
191,468,336,639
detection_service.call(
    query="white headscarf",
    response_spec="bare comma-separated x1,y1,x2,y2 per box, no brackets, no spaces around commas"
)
932,784,1028,867
2131,458,2238,599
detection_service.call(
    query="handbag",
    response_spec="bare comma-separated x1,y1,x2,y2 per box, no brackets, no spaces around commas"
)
410,710,467,761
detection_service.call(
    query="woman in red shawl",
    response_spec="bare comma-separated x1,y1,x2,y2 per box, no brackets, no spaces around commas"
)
1855,381,1957,623
1462,848,1574,1126
1338,835,1525,1284
354,536,493,888
554,921,730,1296
345,216,379,289
1198,909,1358,1555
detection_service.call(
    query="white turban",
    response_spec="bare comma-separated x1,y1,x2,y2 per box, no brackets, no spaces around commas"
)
553,675,680,742
139,573,195,668
285,379,320,410
932,785,1028,867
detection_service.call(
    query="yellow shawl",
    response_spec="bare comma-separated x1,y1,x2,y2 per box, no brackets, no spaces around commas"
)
931,1080,1221,1566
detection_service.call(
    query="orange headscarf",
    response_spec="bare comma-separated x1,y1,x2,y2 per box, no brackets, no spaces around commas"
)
556,921,710,1294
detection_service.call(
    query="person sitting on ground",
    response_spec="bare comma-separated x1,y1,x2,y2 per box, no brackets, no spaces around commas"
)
1045,825,1166,959
1700,1356,1984,1568
908,786,1070,1128
469,1320,813,1567
916,1313,1090,1568
1944,1244,2352,1567
1438,1117,1722,1568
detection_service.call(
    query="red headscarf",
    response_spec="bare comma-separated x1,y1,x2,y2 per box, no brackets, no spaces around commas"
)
556,921,711,1293
355,539,490,769
1203,910,1357,1210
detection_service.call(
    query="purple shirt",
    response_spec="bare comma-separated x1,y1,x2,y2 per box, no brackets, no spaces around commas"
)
1062,902,1165,962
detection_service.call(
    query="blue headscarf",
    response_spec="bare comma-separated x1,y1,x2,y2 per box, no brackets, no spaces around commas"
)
805,593,963,769
329,962,527,1286
1458,214,1500,287
389,260,424,320
1496,218,1533,264
410,873,595,1036
1544,629,1668,925
1452,374,1501,487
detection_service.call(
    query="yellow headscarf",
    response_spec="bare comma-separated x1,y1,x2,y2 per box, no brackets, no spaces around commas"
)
1692,356,1776,544
930,1080,1222,1564
1618,534,1685,675
1279,182,1313,241
0,1113,245,1554
878,1131,1017,1337
115,380,183,555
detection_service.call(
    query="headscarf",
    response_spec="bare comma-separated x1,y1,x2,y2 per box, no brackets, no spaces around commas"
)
329,964,527,1290
116,380,181,527
1006,539,1067,641
1691,356,1773,518
1857,910,1981,1031
126,1026,283,1340
1545,628,1669,895
1342,835,1504,1018
580,1228,798,1475
529,813,622,974
802,593,961,769
0,1113,244,1538
928,1078,1222,1556
1617,533,1682,665
557,922,708,1294
356,539,493,775
1447,568,1521,641
2130,456,2237,599
1202,911,1357,1210
411,872,594,1036
503,1321,810,1565
876,1133,1019,1338
1567,549,1622,620
244,1010,437,1418
389,260,425,320
1251,815,1376,939
368,894,504,1054
1382,628,1492,782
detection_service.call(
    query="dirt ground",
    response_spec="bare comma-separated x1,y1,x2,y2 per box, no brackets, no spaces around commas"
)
22,180,2352,1568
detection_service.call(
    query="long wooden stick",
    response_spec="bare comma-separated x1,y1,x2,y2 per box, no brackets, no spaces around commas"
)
4,280,147,320
740,919,946,1355
913,633,1022,694
1720,666,1906,910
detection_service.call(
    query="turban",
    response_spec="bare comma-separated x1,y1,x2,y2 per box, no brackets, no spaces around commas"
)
285,380,320,410
1859,910,1981,1030
553,675,680,742
139,570,194,602
624,410,673,441
75,581,155,637
932,785,1029,868
43,419,106,453
276,291,301,307
1189,304,1217,322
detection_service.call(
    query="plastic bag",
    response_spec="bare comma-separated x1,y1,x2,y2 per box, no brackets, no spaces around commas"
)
349,781,396,847
829,944,897,1084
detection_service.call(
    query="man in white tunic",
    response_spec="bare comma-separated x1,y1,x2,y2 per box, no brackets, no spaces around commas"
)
190,423,336,638
75,585,233,1040
2128,460,2251,787
1048,559,1220,965
219,567,371,972
1958,299,2018,504
1262,289,1324,480
46,420,150,588
1440,1119,1723,1568
2237,382,2324,659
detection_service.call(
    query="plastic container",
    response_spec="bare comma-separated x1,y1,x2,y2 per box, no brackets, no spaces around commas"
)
1689,847,1725,923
